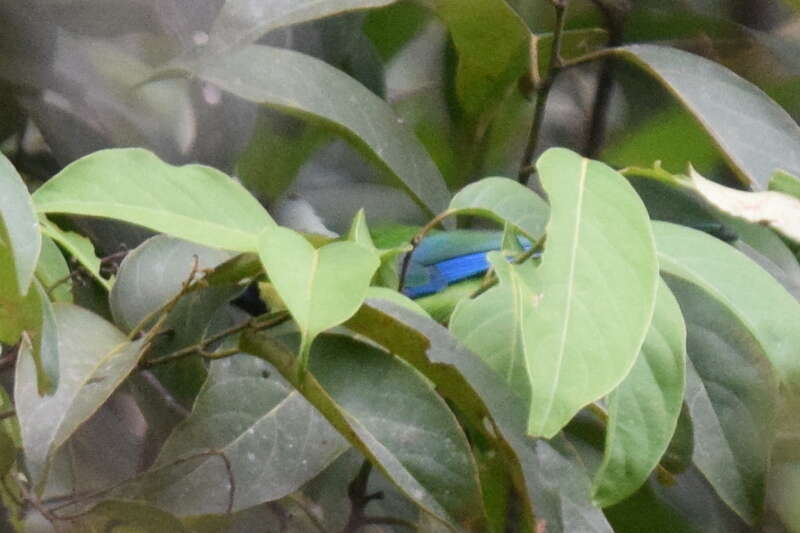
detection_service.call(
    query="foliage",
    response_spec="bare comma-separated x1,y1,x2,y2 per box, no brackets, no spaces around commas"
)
2,1,800,531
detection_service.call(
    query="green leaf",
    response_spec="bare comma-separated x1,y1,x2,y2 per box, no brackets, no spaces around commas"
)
35,235,73,303
243,333,484,529
427,0,530,121
189,45,451,219
665,275,778,524
654,221,800,388
607,44,800,188
72,500,190,533
0,151,40,295
525,148,659,437
109,235,233,333
346,300,614,531
688,167,800,243
257,226,379,367
25,281,60,395
15,303,144,491
202,0,398,57
449,254,536,404
726,217,800,300
448,177,549,240
131,353,346,514
39,216,110,291
32,148,274,252
592,279,686,508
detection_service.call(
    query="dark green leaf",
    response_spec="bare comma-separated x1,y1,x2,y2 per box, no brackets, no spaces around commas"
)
130,353,347,514
190,45,451,219
665,275,778,524
654,221,800,388
607,44,800,188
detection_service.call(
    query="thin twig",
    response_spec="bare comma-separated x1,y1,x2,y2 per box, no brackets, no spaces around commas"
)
127,255,203,340
397,210,455,293
584,0,628,157
518,0,570,183
139,311,289,369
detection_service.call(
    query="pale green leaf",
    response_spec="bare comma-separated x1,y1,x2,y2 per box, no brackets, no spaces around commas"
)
654,221,800,388
592,279,686,508
15,303,144,491
449,254,536,404
191,45,451,219
0,151,40,294
32,148,274,252
257,226,379,352
607,44,800,188
525,148,659,437
448,177,549,240
689,167,800,243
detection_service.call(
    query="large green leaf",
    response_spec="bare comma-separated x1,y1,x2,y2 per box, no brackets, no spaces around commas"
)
131,353,347,515
0,152,40,294
347,300,613,532
202,0,398,57
653,221,800,388
607,44,800,188
427,0,529,121
592,279,686,508
189,45,451,219
242,333,484,529
15,303,144,491
448,177,549,240
525,148,659,437
665,275,777,524
257,225,379,366
32,148,274,252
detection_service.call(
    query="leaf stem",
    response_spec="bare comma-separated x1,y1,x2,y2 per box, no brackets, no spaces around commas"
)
518,0,569,183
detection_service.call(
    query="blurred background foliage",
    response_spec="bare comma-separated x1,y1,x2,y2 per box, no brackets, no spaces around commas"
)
3,1,800,530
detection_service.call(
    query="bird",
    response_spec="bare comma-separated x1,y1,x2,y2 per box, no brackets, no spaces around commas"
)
401,230,535,298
